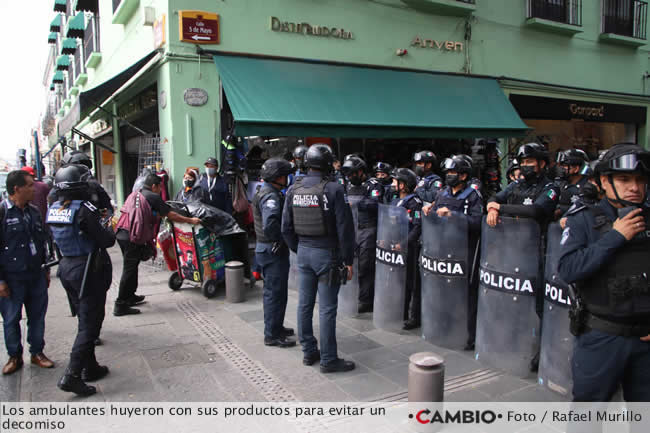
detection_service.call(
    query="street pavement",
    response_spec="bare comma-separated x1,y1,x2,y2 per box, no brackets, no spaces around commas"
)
0,247,568,403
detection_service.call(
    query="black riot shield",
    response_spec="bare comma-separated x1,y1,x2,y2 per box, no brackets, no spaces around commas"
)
373,204,409,331
420,213,469,349
475,217,542,377
338,197,362,317
539,223,574,396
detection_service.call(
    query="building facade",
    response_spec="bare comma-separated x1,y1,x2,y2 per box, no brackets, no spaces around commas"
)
43,0,650,204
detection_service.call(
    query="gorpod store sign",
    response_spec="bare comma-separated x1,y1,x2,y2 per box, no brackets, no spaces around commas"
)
270,16,353,39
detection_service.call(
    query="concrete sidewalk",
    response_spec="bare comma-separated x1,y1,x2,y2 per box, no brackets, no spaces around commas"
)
0,247,568,403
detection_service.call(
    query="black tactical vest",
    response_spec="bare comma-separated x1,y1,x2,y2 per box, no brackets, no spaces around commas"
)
507,177,549,205
253,185,282,244
435,186,475,215
347,183,365,197
291,177,329,237
578,206,650,318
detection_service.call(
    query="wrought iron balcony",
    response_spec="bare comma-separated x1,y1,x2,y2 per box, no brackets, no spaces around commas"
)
527,0,582,26
602,0,647,40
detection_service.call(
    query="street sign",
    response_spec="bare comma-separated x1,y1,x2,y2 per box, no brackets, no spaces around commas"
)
154,14,166,49
179,11,219,44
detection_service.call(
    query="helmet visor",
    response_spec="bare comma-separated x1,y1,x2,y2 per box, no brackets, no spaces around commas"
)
442,158,455,171
609,153,650,172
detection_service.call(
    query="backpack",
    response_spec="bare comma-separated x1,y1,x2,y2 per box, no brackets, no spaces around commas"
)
116,190,156,245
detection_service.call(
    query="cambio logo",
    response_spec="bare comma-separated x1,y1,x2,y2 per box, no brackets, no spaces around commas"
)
410,409,500,424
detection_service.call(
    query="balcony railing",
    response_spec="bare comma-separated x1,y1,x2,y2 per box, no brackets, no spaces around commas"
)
602,0,647,39
83,15,100,59
528,0,582,26
74,48,82,80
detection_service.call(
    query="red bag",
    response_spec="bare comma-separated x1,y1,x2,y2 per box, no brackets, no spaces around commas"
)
116,191,157,245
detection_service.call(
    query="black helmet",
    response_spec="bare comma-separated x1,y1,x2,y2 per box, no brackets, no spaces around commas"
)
293,145,308,163
373,162,393,175
54,164,91,191
442,155,472,174
62,150,92,169
392,168,418,192
341,156,366,175
516,142,549,163
260,158,294,182
506,158,520,177
304,144,334,171
413,150,437,165
557,149,589,166
596,143,650,176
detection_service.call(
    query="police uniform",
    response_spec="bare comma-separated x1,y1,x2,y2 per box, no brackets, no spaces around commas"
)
415,173,443,204
333,170,348,191
491,175,559,222
434,185,483,346
47,199,115,380
392,193,423,325
559,199,650,402
253,183,291,342
556,176,590,216
0,199,49,361
47,178,113,215
282,173,355,367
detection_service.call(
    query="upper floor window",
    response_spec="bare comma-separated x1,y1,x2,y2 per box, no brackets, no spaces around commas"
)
527,0,582,26
602,0,647,39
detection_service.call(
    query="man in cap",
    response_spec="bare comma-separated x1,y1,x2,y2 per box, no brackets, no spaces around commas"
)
200,157,232,214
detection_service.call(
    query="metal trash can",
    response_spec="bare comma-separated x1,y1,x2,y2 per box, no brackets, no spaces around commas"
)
225,261,245,303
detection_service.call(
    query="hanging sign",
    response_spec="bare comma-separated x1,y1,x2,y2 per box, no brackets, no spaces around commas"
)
179,11,219,44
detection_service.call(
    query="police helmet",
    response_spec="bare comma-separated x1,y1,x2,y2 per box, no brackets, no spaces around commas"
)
373,162,393,175
442,155,472,174
260,158,294,182
392,168,418,192
54,164,91,192
506,159,520,177
595,143,650,176
557,149,589,166
341,156,366,175
293,145,308,161
62,150,92,169
304,144,334,171
516,142,549,163
413,151,437,165
458,154,474,166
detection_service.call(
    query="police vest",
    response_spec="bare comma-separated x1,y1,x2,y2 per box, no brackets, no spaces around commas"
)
435,186,475,215
559,177,588,207
46,200,95,257
291,177,329,237
577,206,650,318
252,185,282,244
347,184,365,197
507,177,550,205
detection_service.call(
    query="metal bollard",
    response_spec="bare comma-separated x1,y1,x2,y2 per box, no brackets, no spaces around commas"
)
225,261,246,303
408,352,444,402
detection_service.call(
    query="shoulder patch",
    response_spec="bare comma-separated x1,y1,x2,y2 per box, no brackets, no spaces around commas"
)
264,199,277,209
433,180,443,189
83,201,97,212
547,189,558,201
560,227,570,245
417,180,425,188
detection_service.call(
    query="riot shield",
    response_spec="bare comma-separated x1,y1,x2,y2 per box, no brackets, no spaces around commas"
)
338,197,362,317
288,250,299,291
373,204,409,331
539,223,574,396
420,213,469,349
475,217,541,377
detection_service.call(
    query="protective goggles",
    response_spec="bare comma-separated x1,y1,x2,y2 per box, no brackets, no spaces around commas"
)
441,158,456,171
608,152,650,173
374,162,392,173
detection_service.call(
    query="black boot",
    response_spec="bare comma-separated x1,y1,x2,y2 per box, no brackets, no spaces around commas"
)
82,365,109,382
58,369,96,396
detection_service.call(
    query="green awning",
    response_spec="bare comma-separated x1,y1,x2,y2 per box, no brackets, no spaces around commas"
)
74,0,98,13
213,55,529,138
66,12,85,38
48,32,58,43
60,38,77,55
54,0,66,13
50,14,62,32
56,55,70,71
52,71,64,84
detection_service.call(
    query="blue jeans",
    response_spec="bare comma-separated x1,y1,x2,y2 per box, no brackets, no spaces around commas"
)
297,245,341,366
256,246,290,339
0,273,48,357
572,329,650,402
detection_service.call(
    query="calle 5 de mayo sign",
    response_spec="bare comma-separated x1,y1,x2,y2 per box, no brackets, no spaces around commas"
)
179,11,219,44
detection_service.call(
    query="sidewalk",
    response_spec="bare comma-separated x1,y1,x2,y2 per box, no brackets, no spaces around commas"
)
1,248,568,403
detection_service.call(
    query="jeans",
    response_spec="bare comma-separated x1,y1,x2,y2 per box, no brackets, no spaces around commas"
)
0,272,48,357
256,246,290,339
297,245,341,366
117,238,143,304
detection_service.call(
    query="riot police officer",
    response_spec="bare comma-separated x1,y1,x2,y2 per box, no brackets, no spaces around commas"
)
254,158,296,348
293,144,309,179
555,148,591,218
342,156,376,313
423,156,483,349
413,151,443,203
47,165,116,396
506,159,521,184
373,162,395,204
391,168,424,330
282,144,356,373
558,143,650,402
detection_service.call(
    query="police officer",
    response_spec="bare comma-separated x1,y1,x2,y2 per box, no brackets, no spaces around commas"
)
558,143,650,402
391,168,424,330
342,156,376,313
555,149,591,218
254,158,296,348
458,154,483,194
373,162,395,204
293,144,309,179
423,156,483,349
332,157,348,190
0,170,53,375
282,144,356,373
46,165,116,396
413,151,443,203
506,159,521,184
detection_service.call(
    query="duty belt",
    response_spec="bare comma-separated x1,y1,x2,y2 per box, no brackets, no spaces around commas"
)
585,314,650,338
